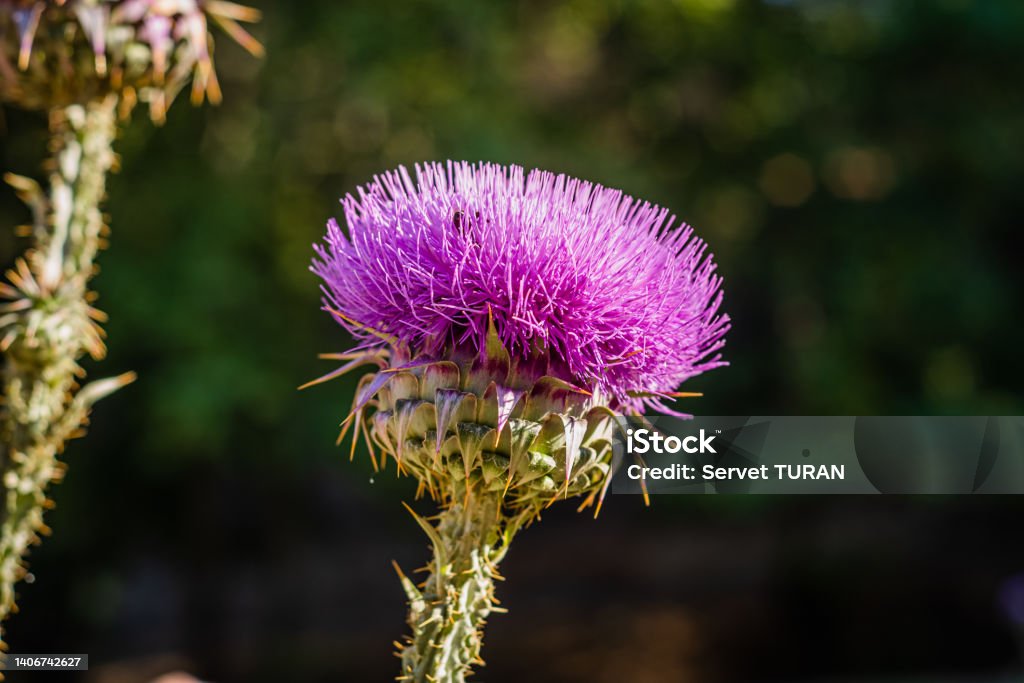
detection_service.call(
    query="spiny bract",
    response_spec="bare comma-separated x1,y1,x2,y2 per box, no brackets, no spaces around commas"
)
320,320,618,511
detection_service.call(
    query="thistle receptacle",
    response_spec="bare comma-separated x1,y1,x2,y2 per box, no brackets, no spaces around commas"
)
311,161,729,682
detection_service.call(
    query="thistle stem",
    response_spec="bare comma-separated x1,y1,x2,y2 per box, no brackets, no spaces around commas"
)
0,94,130,641
399,491,522,683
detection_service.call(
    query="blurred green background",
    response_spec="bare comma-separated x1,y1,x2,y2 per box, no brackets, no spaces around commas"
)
2,0,1024,681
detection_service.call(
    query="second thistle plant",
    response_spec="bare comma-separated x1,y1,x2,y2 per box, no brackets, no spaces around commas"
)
311,161,729,682
0,0,260,646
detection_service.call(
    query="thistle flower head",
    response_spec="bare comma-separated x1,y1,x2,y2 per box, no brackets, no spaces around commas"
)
313,161,729,413
0,0,262,120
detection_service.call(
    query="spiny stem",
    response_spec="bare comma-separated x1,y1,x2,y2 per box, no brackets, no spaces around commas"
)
0,93,132,645
398,491,524,683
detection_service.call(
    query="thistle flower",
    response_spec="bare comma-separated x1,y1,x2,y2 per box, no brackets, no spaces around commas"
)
311,161,728,683
0,0,262,121
314,161,728,414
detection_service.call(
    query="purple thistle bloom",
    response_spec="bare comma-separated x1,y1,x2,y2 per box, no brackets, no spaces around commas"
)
312,161,729,413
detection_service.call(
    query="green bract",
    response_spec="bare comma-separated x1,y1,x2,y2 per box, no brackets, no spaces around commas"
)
348,317,617,514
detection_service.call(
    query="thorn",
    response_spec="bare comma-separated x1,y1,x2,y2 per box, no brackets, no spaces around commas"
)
15,4,44,70
502,467,515,498
206,0,263,23
208,12,265,58
576,489,597,514
323,307,398,345
348,411,362,462
335,417,353,448
299,351,385,390
363,422,379,472
77,371,137,406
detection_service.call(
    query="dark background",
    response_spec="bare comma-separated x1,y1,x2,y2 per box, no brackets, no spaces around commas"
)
2,0,1024,681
